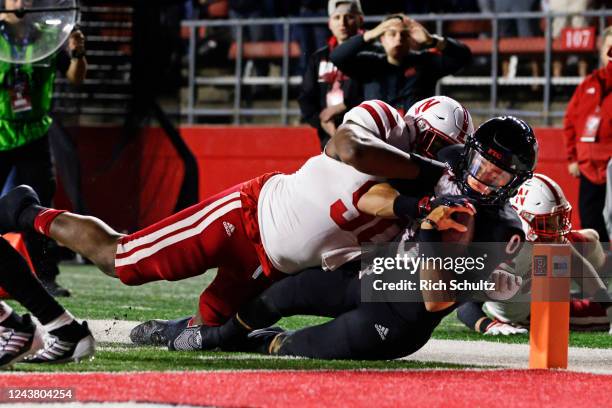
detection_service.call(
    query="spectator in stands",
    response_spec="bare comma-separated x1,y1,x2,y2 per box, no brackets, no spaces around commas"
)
298,0,363,149
295,0,329,73
330,14,471,114
0,3,87,296
564,28,612,242
542,0,591,78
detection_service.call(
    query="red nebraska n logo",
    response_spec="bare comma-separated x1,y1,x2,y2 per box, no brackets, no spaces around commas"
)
414,99,440,115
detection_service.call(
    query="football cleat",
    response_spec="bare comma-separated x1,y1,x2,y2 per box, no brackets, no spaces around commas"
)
130,317,191,346
0,314,43,369
25,321,95,364
0,185,40,234
242,327,287,354
168,326,202,351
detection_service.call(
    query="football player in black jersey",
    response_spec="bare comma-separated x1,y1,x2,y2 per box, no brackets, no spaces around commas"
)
164,116,538,360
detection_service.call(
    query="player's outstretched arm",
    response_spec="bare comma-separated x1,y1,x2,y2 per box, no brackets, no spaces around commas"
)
327,125,424,179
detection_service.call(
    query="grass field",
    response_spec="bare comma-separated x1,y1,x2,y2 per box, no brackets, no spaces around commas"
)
4,264,611,373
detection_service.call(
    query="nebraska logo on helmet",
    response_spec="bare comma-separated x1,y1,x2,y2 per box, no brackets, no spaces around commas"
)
414,98,441,115
405,96,474,160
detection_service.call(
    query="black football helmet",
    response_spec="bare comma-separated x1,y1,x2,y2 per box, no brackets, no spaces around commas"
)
455,116,538,205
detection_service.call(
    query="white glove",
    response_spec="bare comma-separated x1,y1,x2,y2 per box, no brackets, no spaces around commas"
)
485,269,523,301
483,320,528,336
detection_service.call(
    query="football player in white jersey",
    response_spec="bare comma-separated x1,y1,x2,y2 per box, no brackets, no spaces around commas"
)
0,97,473,336
457,174,612,335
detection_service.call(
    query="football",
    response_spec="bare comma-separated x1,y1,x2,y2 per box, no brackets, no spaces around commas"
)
441,211,475,244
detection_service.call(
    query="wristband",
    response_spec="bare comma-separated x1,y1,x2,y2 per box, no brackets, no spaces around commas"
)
393,195,420,221
478,317,495,333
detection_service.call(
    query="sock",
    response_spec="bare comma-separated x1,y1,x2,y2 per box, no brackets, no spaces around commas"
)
32,209,66,236
44,311,75,333
0,237,66,324
48,319,88,342
18,204,46,231
0,301,13,324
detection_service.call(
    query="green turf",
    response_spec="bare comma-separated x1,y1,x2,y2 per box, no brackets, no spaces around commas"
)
4,264,610,373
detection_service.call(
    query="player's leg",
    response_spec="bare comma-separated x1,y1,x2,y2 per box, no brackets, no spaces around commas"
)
263,301,434,360
0,238,94,368
170,263,362,350
0,184,122,276
0,183,246,285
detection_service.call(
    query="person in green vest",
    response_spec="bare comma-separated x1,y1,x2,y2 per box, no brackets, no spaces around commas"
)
0,0,86,297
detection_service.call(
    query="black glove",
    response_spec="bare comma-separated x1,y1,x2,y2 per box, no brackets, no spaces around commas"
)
429,195,476,212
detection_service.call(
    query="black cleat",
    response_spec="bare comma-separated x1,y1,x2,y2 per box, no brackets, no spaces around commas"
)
130,317,191,346
241,327,287,354
0,185,40,234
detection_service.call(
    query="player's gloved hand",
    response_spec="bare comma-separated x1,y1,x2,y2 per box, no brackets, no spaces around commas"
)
484,320,528,336
485,269,523,301
429,195,476,213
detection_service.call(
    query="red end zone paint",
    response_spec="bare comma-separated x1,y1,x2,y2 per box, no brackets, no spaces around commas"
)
1,370,609,407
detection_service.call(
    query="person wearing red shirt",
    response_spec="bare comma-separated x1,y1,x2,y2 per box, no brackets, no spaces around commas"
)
564,27,612,242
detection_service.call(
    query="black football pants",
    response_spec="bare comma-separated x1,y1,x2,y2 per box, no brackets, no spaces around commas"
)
241,264,445,360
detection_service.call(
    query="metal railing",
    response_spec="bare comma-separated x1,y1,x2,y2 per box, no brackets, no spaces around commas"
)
182,9,612,125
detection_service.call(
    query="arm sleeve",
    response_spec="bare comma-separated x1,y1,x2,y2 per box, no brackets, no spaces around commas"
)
419,37,472,78
330,34,381,81
563,85,581,162
298,53,323,129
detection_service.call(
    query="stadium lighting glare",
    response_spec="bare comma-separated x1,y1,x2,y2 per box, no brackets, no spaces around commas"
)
45,19,62,26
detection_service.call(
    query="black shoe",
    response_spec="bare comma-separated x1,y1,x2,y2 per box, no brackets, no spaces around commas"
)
41,279,71,298
239,326,286,354
0,314,43,369
25,321,95,364
0,185,40,234
130,317,191,346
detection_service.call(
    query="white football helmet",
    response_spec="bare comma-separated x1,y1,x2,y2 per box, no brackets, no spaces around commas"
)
342,100,410,152
510,173,572,242
405,96,474,159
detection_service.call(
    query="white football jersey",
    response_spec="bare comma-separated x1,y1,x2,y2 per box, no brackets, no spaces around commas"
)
257,153,403,274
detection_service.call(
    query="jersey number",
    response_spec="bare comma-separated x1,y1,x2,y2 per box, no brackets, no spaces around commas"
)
329,181,397,243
